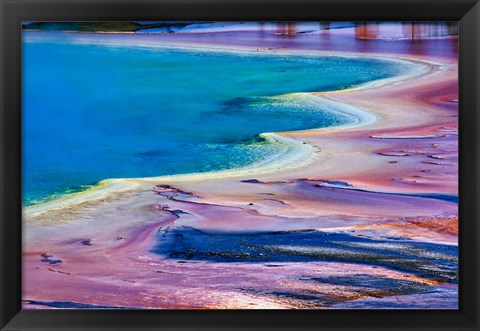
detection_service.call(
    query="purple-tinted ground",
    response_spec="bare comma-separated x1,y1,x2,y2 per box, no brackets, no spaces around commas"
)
23,22,458,309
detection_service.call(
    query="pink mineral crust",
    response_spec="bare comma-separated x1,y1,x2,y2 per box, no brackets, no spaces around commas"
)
23,26,458,309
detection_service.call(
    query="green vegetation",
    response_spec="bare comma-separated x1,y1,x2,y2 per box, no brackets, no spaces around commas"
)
22,22,190,33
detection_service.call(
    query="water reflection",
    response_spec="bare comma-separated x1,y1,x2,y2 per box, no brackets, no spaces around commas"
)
34,22,457,60
353,22,457,40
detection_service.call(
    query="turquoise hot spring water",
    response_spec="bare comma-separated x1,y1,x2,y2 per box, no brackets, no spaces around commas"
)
22,33,412,205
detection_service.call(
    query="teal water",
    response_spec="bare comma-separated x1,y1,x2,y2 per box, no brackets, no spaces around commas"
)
22,34,410,205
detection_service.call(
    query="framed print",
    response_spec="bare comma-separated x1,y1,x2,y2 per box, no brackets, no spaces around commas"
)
1,0,479,330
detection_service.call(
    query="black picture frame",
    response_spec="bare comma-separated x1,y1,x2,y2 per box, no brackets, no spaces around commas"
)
1,0,479,330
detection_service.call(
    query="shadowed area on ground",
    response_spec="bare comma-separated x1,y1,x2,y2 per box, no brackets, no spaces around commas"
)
151,227,457,282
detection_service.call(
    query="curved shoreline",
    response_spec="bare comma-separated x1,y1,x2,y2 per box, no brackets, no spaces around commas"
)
22,27,459,310
24,30,438,69
23,45,435,219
